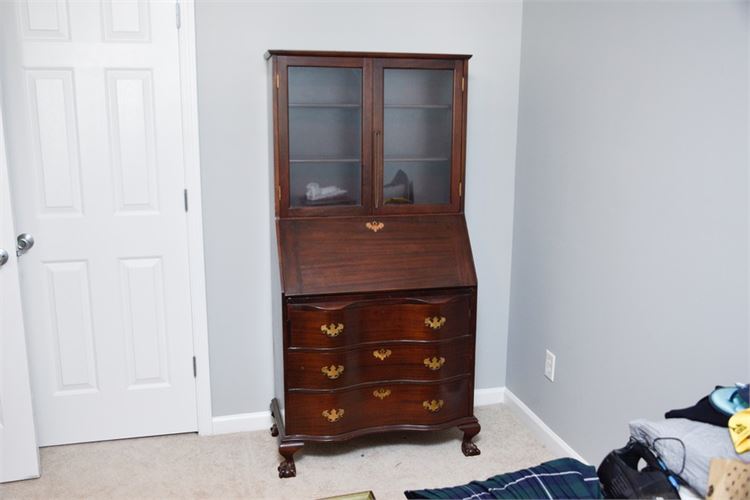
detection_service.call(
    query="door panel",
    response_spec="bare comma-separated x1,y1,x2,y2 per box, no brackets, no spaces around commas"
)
373,59,464,214
0,89,40,483
45,261,98,394
0,0,197,446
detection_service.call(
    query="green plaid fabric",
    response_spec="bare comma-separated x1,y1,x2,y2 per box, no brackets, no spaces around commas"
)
404,458,602,499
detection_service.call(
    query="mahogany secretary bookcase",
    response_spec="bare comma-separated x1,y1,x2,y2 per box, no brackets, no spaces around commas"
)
266,50,479,478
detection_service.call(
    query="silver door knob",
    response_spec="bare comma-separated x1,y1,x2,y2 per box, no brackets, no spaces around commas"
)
16,233,34,257
0,248,8,267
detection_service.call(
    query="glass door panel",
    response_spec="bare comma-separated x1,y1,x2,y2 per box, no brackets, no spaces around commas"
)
382,68,454,206
287,66,362,208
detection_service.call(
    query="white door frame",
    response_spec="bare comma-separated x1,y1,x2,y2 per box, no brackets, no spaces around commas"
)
176,0,213,435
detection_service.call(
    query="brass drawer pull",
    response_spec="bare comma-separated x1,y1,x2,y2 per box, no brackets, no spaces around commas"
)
321,364,344,379
423,356,446,371
424,316,446,330
373,388,391,400
422,399,444,413
321,323,344,337
322,409,345,422
365,221,384,233
373,348,392,361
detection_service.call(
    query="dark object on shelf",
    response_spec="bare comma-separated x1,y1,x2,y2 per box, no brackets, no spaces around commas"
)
267,50,476,478
383,169,414,205
405,457,602,499
598,438,681,499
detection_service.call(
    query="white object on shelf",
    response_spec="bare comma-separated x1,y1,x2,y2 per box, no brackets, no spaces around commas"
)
306,182,347,201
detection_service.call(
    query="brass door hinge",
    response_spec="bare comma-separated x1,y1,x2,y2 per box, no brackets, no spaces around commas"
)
276,73,280,89
461,77,465,92
459,181,463,197
277,185,281,202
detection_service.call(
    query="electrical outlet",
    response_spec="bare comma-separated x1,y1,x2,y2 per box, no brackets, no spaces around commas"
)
545,349,556,382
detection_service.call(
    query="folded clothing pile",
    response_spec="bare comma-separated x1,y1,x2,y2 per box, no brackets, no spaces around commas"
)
629,384,750,497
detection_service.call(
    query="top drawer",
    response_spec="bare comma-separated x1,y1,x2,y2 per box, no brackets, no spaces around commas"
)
287,292,472,348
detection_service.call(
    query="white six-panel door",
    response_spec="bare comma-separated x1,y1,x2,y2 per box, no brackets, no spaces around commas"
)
0,89,40,483
0,0,198,446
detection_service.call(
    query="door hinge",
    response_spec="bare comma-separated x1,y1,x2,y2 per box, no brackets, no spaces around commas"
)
277,185,281,202
183,188,189,212
192,356,197,378
175,1,181,29
461,77,465,92
276,73,280,89
459,181,463,197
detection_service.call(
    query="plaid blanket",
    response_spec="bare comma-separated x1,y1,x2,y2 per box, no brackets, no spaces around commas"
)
404,458,602,499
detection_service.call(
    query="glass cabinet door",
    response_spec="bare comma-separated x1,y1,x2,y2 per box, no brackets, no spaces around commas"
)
375,60,463,212
280,58,370,215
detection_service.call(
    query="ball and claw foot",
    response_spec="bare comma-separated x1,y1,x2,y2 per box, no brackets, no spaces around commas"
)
278,459,296,478
462,439,481,456
270,424,279,437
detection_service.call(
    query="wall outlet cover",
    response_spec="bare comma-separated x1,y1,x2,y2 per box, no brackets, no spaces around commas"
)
545,349,556,382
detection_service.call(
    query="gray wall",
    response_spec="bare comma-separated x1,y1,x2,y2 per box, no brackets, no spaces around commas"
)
508,0,749,462
195,1,523,417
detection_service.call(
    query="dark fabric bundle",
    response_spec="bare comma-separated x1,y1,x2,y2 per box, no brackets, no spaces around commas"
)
404,458,602,499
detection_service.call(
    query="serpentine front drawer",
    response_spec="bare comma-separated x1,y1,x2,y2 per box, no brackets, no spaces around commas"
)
286,336,472,390
287,292,472,349
284,377,471,437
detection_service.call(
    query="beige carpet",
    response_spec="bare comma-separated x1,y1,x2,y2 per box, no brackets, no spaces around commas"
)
0,404,559,499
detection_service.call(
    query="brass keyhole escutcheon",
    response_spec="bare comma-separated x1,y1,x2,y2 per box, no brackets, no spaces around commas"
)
422,399,444,413
321,365,344,379
423,357,446,371
424,316,446,330
373,348,392,361
320,323,344,337
322,409,345,422
373,388,391,400
365,221,384,233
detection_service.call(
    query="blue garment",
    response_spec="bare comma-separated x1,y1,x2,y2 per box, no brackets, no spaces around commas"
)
404,458,602,499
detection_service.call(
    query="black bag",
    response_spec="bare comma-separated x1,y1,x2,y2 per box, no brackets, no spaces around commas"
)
597,438,681,499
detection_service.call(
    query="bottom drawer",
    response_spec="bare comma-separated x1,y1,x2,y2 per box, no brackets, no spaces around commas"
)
285,377,470,436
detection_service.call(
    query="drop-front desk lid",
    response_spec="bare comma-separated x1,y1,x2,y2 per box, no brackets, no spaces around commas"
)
277,215,477,297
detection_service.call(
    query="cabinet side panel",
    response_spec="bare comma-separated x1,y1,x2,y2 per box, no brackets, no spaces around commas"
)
271,223,285,409
469,288,477,413
269,56,285,408
271,57,280,217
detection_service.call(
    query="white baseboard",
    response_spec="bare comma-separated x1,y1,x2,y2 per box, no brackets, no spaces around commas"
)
503,388,587,464
474,386,506,406
211,411,273,435
210,387,509,435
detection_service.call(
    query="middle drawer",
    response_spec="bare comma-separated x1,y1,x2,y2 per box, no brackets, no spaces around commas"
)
286,336,472,390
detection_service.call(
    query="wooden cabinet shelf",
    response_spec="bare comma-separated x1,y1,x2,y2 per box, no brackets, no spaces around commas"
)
289,103,361,108
384,104,452,109
289,158,361,163
384,157,449,162
267,50,478,479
